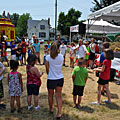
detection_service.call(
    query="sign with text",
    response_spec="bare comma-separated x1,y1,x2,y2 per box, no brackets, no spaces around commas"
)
70,25,79,33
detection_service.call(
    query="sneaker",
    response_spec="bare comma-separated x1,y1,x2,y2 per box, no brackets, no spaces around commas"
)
91,102,100,105
34,105,40,111
28,104,32,110
104,100,112,104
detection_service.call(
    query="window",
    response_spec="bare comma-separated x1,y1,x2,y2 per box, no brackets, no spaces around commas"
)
50,33,54,38
40,25,45,30
39,32,46,38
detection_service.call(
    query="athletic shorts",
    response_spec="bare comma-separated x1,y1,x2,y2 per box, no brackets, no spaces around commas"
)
22,53,26,57
97,78,109,85
27,84,40,96
89,52,95,60
73,85,84,96
47,78,64,89
0,80,4,98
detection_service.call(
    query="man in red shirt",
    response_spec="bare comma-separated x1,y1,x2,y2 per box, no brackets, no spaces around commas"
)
21,37,27,65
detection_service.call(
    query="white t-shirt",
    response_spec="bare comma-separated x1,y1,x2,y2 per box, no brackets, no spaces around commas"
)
30,38,34,44
0,62,5,80
25,39,29,45
70,47,75,57
89,43,96,53
75,45,87,59
46,54,64,80
60,45,67,56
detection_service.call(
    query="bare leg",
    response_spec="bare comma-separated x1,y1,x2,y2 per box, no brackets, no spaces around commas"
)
48,89,54,112
16,96,21,110
27,95,32,106
70,58,72,67
97,84,101,104
78,96,82,106
105,84,111,103
72,59,74,67
10,96,15,111
55,87,62,118
89,60,93,68
34,95,39,107
73,96,77,107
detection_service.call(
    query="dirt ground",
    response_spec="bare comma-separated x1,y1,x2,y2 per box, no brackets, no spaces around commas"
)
0,46,120,120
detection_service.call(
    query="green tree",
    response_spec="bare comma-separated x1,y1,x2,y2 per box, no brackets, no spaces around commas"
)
91,0,120,12
16,13,32,37
10,13,19,27
58,8,82,36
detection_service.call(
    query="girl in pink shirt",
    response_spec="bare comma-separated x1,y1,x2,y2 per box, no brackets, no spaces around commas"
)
8,60,23,113
26,54,43,111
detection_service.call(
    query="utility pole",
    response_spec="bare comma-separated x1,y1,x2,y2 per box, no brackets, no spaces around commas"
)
55,0,57,41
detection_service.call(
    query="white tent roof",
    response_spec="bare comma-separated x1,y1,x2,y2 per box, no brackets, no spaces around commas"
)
84,19,120,33
88,1,120,22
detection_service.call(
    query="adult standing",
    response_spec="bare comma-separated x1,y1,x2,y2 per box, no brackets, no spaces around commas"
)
25,36,29,46
45,43,64,119
89,38,96,69
30,35,35,45
74,39,88,61
33,39,41,65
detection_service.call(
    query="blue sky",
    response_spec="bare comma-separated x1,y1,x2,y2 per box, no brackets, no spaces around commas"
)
0,0,93,27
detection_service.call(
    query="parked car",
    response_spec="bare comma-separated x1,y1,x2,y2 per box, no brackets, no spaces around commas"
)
38,38,45,44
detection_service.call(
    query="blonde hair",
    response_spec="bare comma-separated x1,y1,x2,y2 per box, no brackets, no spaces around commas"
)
50,43,58,59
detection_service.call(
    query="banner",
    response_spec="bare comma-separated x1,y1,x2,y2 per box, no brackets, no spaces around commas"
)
70,25,79,33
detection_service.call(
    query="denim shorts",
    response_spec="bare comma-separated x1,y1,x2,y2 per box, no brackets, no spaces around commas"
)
16,56,22,61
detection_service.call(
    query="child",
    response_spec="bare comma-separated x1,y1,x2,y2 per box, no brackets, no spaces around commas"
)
0,59,5,109
16,44,22,66
43,45,49,65
69,42,75,68
1,42,9,66
11,40,17,60
60,41,67,66
99,42,110,95
93,49,114,105
72,58,88,108
28,46,33,57
26,54,43,111
8,60,23,113
21,38,27,65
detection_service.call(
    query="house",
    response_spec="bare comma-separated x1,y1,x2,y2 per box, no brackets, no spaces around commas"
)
27,19,50,40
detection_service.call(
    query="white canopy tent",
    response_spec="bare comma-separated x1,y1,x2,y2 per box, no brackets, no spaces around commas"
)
88,1,120,22
84,19,120,33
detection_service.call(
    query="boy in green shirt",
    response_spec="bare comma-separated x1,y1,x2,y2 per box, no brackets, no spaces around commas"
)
72,58,88,108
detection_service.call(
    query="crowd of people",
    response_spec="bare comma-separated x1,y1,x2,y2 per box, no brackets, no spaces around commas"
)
0,35,114,119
